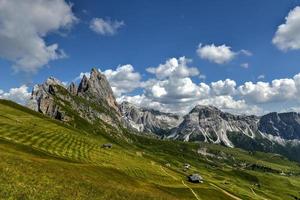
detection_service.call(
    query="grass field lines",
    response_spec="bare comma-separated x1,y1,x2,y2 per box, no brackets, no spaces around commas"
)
0,121,99,163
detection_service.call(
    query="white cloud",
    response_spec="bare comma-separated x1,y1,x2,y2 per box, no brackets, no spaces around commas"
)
0,85,31,105
0,0,77,73
144,77,204,102
273,6,300,51
199,74,206,80
257,74,265,80
197,44,236,64
118,62,300,115
146,57,199,79
117,57,259,115
196,43,251,64
240,63,249,69
101,64,141,97
211,79,236,96
197,95,262,115
89,18,124,36
238,77,299,104
143,57,205,107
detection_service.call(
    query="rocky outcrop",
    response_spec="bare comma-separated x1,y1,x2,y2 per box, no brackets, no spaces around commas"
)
30,68,121,127
120,101,183,135
30,77,70,121
169,105,259,147
68,82,77,95
77,68,119,113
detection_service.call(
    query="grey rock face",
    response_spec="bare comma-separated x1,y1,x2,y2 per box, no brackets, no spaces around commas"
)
78,68,120,113
30,77,69,121
120,101,183,135
258,112,300,140
169,105,259,147
30,69,121,126
68,82,77,95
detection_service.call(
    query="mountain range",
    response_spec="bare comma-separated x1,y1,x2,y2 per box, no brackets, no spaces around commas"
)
29,68,300,162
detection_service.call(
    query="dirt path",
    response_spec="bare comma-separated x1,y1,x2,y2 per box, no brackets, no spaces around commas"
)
160,166,178,180
209,183,242,200
251,187,257,197
250,187,268,200
181,180,202,200
159,166,201,200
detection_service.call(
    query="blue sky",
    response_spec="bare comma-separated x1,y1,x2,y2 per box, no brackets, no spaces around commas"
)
1,0,300,115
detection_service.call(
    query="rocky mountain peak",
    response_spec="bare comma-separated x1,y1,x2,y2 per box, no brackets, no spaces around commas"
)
68,82,77,95
190,105,222,118
45,76,63,87
169,104,259,147
29,68,122,127
191,105,219,111
77,68,119,113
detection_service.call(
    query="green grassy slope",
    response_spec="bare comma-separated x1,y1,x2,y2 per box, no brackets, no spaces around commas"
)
0,99,300,200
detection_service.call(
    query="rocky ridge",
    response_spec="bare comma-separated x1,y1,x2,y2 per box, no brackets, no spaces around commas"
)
30,68,122,128
120,101,183,135
168,105,259,147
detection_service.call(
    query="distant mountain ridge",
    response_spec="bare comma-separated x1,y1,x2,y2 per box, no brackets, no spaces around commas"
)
122,102,300,145
120,101,183,135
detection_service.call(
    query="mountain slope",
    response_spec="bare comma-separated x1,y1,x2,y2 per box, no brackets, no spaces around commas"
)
1,99,300,199
28,70,300,162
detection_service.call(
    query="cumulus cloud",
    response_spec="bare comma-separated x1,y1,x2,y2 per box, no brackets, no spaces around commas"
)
101,65,141,97
211,79,236,96
0,0,77,73
257,74,265,80
89,18,124,36
143,57,205,107
273,6,300,51
116,57,259,115
144,77,204,103
240,63,249,69
146,57,199,79
197,44,236,64
118,62,300,115
196,43,251,64
0,85,31,105
197,96,262,115
238,77,299,104
199,74,206,80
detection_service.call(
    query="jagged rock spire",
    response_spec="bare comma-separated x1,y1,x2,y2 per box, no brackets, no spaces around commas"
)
77,68,120,113
68,82,77,95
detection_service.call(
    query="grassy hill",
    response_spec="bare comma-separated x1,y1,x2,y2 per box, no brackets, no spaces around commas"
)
0,99,300,200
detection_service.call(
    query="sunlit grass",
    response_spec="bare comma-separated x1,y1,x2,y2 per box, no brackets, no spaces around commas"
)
0,99,300,199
